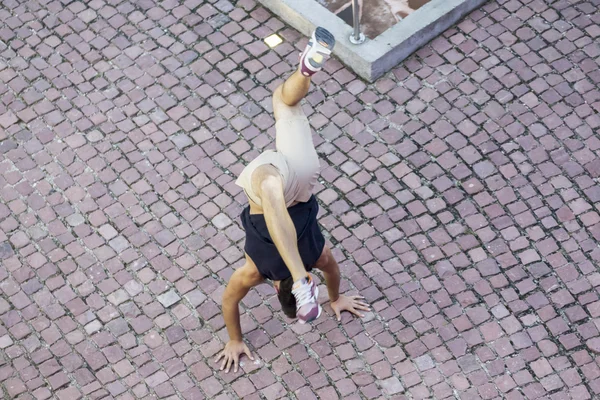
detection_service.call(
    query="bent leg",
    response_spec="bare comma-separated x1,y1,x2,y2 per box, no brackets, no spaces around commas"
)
264,27,336,324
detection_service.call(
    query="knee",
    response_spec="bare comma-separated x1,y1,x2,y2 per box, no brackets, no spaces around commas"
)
274,85,284,97
273,85,284,104
274,83,300,108
272,85,289,119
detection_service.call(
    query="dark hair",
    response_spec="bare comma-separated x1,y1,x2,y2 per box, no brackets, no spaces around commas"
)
278,277,296,318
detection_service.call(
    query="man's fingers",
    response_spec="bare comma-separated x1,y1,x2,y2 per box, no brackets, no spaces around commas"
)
335,309,341,321
244,347,255,361
215,352,224,363
225,356,233,373
354,303,370,311
220,356,227,371
352,295,365,299
349,307,365,317
234,356,239,373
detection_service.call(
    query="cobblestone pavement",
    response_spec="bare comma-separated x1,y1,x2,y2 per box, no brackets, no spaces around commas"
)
0,0,599,398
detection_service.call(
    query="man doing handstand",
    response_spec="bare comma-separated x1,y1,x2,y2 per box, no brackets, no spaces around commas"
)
215,28,370,373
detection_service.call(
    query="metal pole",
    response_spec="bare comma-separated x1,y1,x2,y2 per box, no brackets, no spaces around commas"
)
349,0,365,44
352,0,360,41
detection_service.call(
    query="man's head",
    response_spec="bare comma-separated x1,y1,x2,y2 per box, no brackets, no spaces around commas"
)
276,277,296,318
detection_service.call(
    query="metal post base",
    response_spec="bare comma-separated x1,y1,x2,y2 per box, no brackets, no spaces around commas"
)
349,32,366,44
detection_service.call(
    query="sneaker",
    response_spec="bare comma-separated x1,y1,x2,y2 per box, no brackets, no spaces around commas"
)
299,27,336,77
292,275,322,323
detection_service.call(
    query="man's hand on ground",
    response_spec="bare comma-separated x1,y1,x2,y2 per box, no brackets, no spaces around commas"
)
215,340,254,373
330,294,370,321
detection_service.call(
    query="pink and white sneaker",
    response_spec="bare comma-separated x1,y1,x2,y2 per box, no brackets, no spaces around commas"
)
292,275,322,323
299,27,336,77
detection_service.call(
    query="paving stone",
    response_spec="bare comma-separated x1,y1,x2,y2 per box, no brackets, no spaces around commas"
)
0,242,14,259
5,378,27,397
586,338,600,354
379,376,405,395
157,290,181,308
0,111,18,128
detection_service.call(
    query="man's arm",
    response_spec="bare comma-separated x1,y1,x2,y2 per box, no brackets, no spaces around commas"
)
216,265,262,373
252,166,306,282
222,268,253,341
314,248,340,302
315,247,370,321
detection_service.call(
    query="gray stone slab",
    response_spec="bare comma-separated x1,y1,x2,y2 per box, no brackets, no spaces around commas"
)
257,0,489,81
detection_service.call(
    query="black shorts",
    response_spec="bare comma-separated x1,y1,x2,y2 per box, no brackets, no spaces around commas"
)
240,195,326,281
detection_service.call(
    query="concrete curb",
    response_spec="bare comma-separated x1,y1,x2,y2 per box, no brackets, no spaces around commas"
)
257,0,489,81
